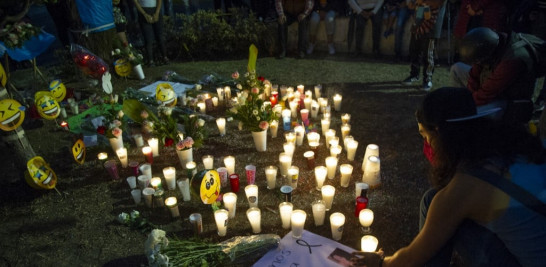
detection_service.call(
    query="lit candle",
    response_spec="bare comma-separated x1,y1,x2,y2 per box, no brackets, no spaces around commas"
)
303,98,311,111
265,165,278,189
60,107,67,119
212,96,218,107
147,138,159,157
279,202,293,229
344,135,354,153
142,146,153,164
311,100,320,119
270,120,279,138
321,185,336,211
165,197,180,218
362,156,381,188
217,87,224,101
202,155,214,169
186,161,197,178
150,177,162,190
282,109,291,131
139,163,152,179
98,152,108,161
359,209,374,233
224,86,231,99
312,200,326,226
246,207,261,234
177,178,191,201
304,151,315,170
296,84,304,94
330,212,346,241
284,132,296,144
271,90,279,106
333,94,342,111
325,129,336,148
314,85,322,98
283,142,295,158
153,189,165,208
133,134,144,147
355,182,370,199
214,209,229,236
289,100,298,118
325,156,338,180
361,235,378,252
341,123,351,140
142,188,155,208
294,126,305,146
288,166,299,189
309,141,319,153
329,136,340,149
341,113,351,124
224,156,235,175
244,184,259,208
138,175,150,189
321,117,330,136
223,192,237,218
340,164,353,187
347,140,359,161
307,132,320,146
197,102,206,113
314,166,327,190
291,210,307,239
362,144,380,172
279,152,292,177
116,148,128,168
216,118,226,136
330,145,342,158
163,167,176,190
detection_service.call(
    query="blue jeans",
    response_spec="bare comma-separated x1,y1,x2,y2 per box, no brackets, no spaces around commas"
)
420,189,521,266
394,7,412,56
354,8,383,53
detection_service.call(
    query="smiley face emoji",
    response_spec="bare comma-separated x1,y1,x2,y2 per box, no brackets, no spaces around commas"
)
0,98,26,131
191,170,221,204
35,93,60,120
26,156,57,190
156,83,177,107
72,139,86,164
48,80,67,102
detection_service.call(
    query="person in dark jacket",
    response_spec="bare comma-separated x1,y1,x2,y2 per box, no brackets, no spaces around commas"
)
276,0,314,59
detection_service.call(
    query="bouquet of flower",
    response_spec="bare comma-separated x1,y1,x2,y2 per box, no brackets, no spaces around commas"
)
111,44,144,66
227,70,277,132
96,104,125,139
0,21,42,48
176,114,207,150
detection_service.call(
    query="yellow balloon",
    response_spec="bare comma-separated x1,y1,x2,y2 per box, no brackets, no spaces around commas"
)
35,93,60,120
26,156,57,190
48,79,67,102
72,139,86,164
191,170,221,204
156,83,177,107
0,62,6,87
0,98,25,131
114,58,132,77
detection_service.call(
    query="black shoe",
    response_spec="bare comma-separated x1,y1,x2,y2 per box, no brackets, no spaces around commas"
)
401,76,419,85
423,80,433,91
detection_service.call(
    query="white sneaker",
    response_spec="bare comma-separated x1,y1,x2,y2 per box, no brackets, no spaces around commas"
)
307,43,315,55
328,43,335,55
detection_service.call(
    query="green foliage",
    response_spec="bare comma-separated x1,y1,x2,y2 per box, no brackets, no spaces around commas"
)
179,114,208,149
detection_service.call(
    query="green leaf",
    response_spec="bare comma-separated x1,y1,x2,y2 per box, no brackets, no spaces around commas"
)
122,99,158,124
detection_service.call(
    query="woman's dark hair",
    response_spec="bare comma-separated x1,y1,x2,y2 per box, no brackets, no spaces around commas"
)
415,88,545,189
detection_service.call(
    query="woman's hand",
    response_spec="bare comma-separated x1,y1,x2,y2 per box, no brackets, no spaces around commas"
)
350,250,384,267
153,13,159,23
145,14,153,23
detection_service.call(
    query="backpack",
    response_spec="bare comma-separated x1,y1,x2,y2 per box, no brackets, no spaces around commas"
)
510,33,546,77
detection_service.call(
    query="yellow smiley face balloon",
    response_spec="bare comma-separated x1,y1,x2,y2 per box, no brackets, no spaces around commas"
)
48,79,67,102
26,156,57,190
114,58,132,77
191,170,221,204
0,62,7,87
156,83,177,107
35,93,60,120
0,98,25,131
72,139,86,164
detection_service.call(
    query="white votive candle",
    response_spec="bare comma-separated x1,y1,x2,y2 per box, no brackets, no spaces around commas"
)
330,212,346,241
202,155,214,170
177,178,191,201
340,164,353,188
333,94,342,111
165,197,180,218
325,129,336,148
246,207,261,233
224,156,235,175
362,156,381,188
270,120,279,138
321,117,330,136
314,166,327,190
347,140,359,161
147,138,159,157
279,152,292,177
279,202,293,229
359,208,374,232
307,132,320,146
289,101,298,118
223,192,237,219
116,148,128,168
283,142,295,158
294,125,305,146
212,97,218,107
362,144,380,172
321,185,336,211
291,210,307,238
214,209,229,236
325,156,338,180
311,101,320,119
224,86,231,99
216,118,226,136
265,165,278,189
163,167,176,190
186,161,197,178
150,177,162,189
288,166,300,189
361,235,379,252
341,113,351,124
312,200,326,226
330,145,342,158
303,98,311,111
341,123,351,140
245,184,259,208
133,134,144,147
197,102,206,113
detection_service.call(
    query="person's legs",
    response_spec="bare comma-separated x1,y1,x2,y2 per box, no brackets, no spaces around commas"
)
297,15,310,58
406,34,421,80
371,7,383,55
151,13,168,63
355,14,366,54
325,10,336,54
308,12,320,54
394,7,411,58
423,38,435,90
449,62,471,88
138,9,155,64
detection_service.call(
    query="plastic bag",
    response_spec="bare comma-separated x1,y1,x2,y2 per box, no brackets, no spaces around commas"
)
220,234,281,265
70,44,109,80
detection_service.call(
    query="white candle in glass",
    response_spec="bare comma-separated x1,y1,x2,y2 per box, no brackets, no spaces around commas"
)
244,184,259,208
325,156,338,180
142,188,155,208
186,161,197,178
202,155,214,170
339,164,353,188
197,102,206,113
318,97,328,111
214,209,229,236
305,89,313,99
314,85,322,98
212,97,218,107
283,142,295,158
311,100,320,119
321,185,336,211
138,175,151,190
279,152,292,177
270,120,279,138
361,235,379,252
139,163,152,179
289,101,298,118
131,189,141,204
291,210,307,238
246,207,261,234
297,84,304,94
330,212,346,241
329,136,339,148
288,166,300,189
314,166,327,190
148,138,159,157
279,202,293,229
312,200,326,226
217,87,224,101
325,129,336,148
321,117,331,136
177,178,191,201
163,167,176,190
224,156,235,175
359,209,374,233
343,135,354,153
355,182,370,199
284,132,296,144
223,192,237,218
265,165,278,189
362,144,380,171
303,98,311,111
362,156,381,188
216,118,226,136
133,134,144,147
341,123,351,140
224,86,231,99
116,148,128,168
333,94,342,111
330,145,342,158
98,152,108,161
307,132,320,146
294,126,305,146
165,197,180,218
341,113,351,124
347,140,359,161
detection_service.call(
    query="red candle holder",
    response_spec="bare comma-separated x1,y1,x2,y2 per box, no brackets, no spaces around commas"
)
229,174,240,193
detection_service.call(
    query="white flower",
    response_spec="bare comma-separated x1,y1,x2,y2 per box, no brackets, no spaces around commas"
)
198,119,205,127
236,84,242,90
163,107,172,116
117,212,129,224
195,84,202,90
130,210,140,219
115,48,121,54
252,109,259,115
117,110,124,119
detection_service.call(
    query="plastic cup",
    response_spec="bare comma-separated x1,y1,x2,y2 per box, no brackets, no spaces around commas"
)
128,161,140,176
131,189,141,204
217,167,228,188
126,176,137,189
229,174,240,193
245,165,256,185
138,175,151,189
189,213,203,236
139,163,152,179
104,160,119,180
142,188,155,208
